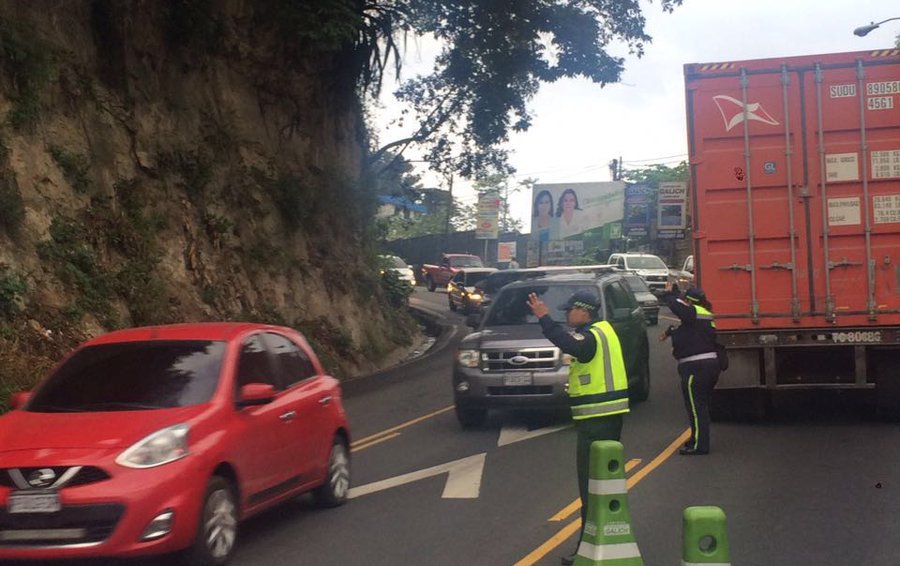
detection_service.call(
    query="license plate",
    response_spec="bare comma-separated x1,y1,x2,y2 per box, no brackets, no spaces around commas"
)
503,372,532,386
8,491,61,514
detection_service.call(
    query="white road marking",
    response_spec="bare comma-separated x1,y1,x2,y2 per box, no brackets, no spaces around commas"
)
498,423,571,447
348,453,487,500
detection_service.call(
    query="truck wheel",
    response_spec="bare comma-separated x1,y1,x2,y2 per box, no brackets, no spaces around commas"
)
427,276,436,292
874,354,900,420
711,388,768,422
455,403,487,429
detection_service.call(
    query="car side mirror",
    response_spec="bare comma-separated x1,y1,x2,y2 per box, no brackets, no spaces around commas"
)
10,391,30,410
237,383,276,407
466,313,482,328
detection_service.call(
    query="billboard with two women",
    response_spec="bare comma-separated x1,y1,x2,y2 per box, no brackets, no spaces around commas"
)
530,181,626,243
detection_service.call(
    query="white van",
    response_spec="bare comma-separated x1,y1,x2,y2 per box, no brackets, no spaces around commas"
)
607,253,669,294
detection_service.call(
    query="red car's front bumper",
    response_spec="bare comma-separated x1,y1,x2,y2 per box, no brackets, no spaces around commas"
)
0,448,208,560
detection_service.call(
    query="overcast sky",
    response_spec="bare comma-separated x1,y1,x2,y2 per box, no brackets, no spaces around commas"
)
374,0,897,228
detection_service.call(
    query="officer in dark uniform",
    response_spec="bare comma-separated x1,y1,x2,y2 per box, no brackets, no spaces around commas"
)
527,289,630,565
659,287,720,455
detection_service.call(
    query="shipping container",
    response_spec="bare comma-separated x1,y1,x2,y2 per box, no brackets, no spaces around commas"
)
684,49,900,418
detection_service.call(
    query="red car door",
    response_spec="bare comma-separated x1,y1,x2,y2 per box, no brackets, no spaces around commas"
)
230,333,295,502
263,332,333,488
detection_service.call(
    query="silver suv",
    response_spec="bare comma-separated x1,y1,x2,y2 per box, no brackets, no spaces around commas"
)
452,272,651,428
607,253,669,295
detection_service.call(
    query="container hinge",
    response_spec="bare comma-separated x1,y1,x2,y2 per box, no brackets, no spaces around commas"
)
828,257,862,270
760,261,794,271
720,263,752,272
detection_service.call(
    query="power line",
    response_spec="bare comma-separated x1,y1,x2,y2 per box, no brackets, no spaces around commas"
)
622,153,687,165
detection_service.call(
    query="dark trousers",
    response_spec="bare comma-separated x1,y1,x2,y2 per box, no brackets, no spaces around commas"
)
679,359,720,452
575,414,623,543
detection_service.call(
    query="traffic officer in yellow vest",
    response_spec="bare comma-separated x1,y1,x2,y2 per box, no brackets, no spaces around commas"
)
659,287,720,456
527,289,630,566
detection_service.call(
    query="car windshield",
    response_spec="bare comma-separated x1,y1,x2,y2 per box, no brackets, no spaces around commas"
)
465,271,493,286
484,284,599,325
28,341,227,412
627,256,667,269
623,275,651,293
388,256,408,268
450,256,483,268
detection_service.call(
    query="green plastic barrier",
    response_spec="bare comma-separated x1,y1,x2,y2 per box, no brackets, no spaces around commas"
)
682,506,731,565
574,441,643,566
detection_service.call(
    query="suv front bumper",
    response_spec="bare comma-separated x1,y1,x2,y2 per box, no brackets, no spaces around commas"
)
452,365,570,410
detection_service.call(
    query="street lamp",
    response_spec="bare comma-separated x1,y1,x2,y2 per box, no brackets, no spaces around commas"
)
854,17,900,37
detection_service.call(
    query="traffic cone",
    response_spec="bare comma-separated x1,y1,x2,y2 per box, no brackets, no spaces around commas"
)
574,440,643,565
682,506,731,565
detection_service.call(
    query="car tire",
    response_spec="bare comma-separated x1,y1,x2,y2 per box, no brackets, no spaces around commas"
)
427,277,436,292
455,403,487,429
314,437,351,508
448,295,457,311
462,298,470,314
182,476,238,566
630,341,651,403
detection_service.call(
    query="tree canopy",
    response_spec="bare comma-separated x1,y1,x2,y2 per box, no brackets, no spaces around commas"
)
360,0,683,179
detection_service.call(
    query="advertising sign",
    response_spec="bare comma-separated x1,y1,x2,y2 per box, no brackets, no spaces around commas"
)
498,241,517,262
624,183,652,237
476,192,500,239
657,181,687,233
530,181,626,243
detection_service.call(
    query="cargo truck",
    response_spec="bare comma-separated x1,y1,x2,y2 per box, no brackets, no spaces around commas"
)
684,49,900,418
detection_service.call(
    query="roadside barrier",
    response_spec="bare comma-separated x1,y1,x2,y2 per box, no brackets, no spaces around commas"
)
682,506,731,565
575,440,643,565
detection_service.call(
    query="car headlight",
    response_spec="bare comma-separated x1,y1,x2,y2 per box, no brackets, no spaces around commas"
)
116,424,190,469
456,349,480,368
469,293,483,301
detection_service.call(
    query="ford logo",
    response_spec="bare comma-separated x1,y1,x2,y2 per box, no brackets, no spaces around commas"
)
27,468,57,488
508,355,529,366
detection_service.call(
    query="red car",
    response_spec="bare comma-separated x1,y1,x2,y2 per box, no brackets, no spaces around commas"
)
0,322,351,564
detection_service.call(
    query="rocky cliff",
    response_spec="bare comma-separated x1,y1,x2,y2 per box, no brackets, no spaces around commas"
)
0,0,416,404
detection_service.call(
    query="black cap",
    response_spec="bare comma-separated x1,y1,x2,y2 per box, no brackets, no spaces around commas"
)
557,290,600,312
685,288,706,304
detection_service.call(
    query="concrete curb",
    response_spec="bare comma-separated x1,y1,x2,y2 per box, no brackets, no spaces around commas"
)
340,302,460,397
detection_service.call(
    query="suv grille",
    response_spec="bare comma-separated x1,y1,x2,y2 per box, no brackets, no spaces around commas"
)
483,348,558,371
645,275,667,282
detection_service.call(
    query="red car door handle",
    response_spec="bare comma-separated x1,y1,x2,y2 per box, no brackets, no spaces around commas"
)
318,396,333,406
279,410,296,421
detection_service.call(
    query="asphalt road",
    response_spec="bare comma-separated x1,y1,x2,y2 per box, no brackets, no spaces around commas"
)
43,286,900,565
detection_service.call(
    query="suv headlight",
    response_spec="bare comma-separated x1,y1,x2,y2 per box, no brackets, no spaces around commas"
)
456,349,480,368
116,424,190,469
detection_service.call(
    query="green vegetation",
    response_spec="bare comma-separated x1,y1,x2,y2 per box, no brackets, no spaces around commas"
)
0,175,24,235
157,149,213,201
0,267,26,319
0,18,56,130
49,145,92,193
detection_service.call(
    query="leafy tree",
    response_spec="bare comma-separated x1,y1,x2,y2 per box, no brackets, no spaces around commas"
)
621,161,688,186
365,0,683,179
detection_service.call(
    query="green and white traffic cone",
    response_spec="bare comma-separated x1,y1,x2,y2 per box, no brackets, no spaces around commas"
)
574,440,643,565
682,506,731,565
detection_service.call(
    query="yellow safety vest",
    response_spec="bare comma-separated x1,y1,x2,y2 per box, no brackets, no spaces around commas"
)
694,305,716,328
568,321,630,420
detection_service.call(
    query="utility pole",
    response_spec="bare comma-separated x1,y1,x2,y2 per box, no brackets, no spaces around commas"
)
443,173,454,251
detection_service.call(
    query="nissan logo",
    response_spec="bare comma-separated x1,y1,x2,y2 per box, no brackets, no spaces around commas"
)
508,355,529,366
27,468,56,488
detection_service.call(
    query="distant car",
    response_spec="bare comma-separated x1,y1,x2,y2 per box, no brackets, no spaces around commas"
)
621,272,659,325
666,254,694,294
0,323,351,564
607,253,669,295
380,254,416,286
421,253,484,292
448,268,498,313
475,264,619,311
453,272,651,427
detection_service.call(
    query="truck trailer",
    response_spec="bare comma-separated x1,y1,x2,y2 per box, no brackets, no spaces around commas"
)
684,48,900,418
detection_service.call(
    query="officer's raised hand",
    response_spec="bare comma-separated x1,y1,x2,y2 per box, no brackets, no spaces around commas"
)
527,292,549,318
